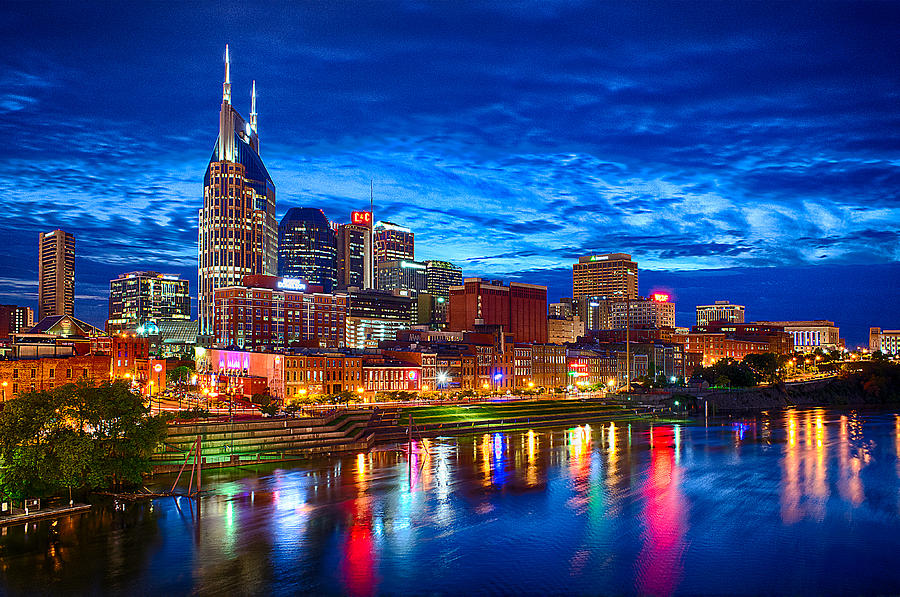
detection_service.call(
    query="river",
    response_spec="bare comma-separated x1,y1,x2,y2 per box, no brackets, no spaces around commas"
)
2,407,900,595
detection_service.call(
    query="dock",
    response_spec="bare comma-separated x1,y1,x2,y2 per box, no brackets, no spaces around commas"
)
0,504,91,528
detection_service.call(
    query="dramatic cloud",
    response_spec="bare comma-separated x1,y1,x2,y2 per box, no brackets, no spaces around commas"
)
1,2,898,344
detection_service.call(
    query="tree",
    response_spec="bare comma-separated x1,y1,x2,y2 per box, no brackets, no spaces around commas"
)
168,365,194,384
0,381,167,499
251,391,272,407
743,353,783,384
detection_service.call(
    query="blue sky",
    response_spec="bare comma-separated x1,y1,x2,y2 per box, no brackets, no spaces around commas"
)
1,1,898,345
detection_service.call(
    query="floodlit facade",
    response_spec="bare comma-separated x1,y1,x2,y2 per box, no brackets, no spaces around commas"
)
199,46,277,336
870,328,900,354
448,278,548,343
696,300,746,326
754,320,842,351
572,253,638,299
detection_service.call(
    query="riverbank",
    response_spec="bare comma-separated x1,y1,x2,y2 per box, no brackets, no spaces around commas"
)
669,365,900,413
150,398,673,472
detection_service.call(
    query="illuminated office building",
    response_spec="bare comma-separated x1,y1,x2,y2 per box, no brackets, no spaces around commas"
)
106,271,190,334
572,253,638,299
278,208,338,293
376,259,427,295
199,46,277,336
38,229,75,320
336,213,373,290
374,221,414,266
696,300,746,326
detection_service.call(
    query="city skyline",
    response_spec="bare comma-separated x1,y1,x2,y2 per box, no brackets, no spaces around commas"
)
2,3,899,344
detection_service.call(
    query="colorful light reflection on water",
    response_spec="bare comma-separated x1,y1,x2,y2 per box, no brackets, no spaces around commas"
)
3,408,900,595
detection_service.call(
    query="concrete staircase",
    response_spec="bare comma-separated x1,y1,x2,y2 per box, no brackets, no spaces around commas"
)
151,410,374,473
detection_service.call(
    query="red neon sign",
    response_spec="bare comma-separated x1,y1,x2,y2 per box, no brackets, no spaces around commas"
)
351,211,373,226
652,293,670,303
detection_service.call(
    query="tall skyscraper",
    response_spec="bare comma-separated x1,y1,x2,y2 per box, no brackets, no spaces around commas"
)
38,229,75,320
374,221,414,267
336,212,373,290
198,46,277,336
107,271,191,334
572,253,638,299
278,208,337,293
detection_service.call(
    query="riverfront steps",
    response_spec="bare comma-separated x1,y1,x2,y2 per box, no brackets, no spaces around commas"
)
151,400,662,473
150,410,374,473
370,399,658,441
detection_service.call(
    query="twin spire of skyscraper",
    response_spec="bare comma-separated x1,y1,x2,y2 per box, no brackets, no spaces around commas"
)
221,45,257,131
217,44,260,161
201,46,277,335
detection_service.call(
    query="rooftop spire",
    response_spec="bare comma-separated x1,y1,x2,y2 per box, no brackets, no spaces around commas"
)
249,80,257,132
222,44,231,104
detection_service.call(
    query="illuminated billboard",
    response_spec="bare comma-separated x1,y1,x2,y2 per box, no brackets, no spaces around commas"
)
651,293,670,302
351,211,373,227
278,278,307,291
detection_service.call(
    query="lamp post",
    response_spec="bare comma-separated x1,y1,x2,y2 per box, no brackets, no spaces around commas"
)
436,371,449,397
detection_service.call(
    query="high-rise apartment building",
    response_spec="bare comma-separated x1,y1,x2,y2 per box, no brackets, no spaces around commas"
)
448,278,547,343
696,300,746,326
572,253,638,299
38,229,75,320
374,221,414,267
278,208,338,293
0,305,34,338
106,271,191,334
336,213,373,290
198,47,277,336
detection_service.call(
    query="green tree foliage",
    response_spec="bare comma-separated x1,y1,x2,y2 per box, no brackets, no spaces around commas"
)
167,365,194,384
742,353,785,384
0,381,167,499
692,357,762,388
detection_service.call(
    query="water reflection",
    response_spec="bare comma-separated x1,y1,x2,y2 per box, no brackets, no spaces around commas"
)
636,426,686,597
3,409,900,595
